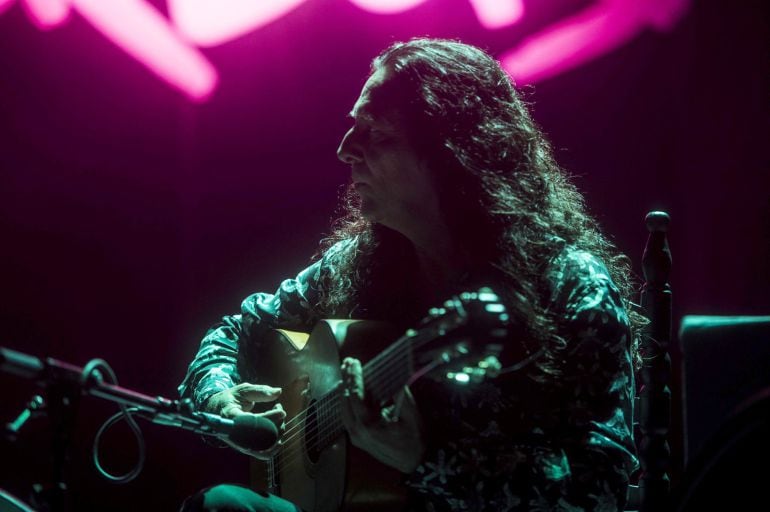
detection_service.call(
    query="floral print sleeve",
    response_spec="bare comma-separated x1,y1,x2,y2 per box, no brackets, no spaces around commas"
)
177,241,352,409
549,249,640,509
405,247,639,511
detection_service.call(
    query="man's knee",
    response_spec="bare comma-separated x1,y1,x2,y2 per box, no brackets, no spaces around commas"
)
180,484,299,512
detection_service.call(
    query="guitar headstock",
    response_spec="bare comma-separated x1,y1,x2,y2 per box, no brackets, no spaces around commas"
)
406,287,509,386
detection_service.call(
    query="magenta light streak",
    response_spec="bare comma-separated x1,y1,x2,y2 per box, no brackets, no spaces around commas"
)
22,0,70,28
0,0,15,15
348,0,427,15
3,0,692,102
168,0,309,47
501,0,690,84
644,0,691,31
468,0,523,29
71,0,217,101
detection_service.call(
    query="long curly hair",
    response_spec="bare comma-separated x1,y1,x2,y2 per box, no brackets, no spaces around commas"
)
317,38,643,377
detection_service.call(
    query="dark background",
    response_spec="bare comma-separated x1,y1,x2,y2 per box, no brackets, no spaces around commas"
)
1,0,768,510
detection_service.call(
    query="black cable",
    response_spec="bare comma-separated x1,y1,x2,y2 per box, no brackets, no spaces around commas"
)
81,359,146,484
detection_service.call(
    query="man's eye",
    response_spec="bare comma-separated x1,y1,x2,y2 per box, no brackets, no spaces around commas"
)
368,125,391,138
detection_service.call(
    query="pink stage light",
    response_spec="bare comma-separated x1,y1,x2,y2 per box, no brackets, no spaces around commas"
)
21,0,70,28
168,0,309,47
0,0,15,15
468,0,524,29
3,0,691,100
501,0,690,84
348,0,427,15
72,0,217,101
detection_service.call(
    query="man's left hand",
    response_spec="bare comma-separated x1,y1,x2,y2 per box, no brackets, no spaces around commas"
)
340,357,425,473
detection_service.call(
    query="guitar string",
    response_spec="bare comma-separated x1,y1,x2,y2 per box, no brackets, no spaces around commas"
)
281,359,411,465
276,351,409,464
280,320,504,469
275,330,420,439
274,401,343,471
266,311,501,473
274,345,406,443
273,321,502,473
270,348,418,470
274,327,429,445
268,338,412,465
276,301,465,434
274,319,464,458
272,342,411,455
266,314,478,469
273,320,475,468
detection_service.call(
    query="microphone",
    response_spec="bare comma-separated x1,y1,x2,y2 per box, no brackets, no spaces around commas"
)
227,414,280,452
159,410,279,452
0,346,280,451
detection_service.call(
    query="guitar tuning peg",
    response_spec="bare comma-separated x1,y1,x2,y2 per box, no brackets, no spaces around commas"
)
484,303,506,314
479,355,502,371
446,371,471,384
460,365,487,383
477,289,498,302
428,307,445,317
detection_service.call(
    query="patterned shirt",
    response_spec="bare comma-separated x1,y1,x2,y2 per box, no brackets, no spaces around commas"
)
178,241,639,511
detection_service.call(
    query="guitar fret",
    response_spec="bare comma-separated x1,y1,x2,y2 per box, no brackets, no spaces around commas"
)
364,336,414,404
315,389,342,451
309,335,417,453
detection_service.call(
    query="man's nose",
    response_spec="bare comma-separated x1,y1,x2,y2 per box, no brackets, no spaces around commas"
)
337,127,363,164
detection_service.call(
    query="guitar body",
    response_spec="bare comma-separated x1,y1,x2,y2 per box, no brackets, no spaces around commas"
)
250,320,406,512
247,289,510,512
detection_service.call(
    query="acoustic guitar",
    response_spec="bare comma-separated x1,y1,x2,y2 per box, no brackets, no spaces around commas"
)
249,288,509,512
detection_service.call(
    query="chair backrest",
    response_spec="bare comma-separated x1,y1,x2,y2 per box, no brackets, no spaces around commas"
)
679,315,770,464
670,316,770,511
626,211,673,512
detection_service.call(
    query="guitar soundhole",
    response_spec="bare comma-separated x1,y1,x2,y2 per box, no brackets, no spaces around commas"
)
304,399,321,464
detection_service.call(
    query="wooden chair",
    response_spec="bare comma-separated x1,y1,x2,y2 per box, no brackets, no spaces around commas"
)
626,212,770,511
626,211,673,512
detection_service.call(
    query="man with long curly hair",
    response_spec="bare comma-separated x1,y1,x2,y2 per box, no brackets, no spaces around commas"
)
180,38,642,511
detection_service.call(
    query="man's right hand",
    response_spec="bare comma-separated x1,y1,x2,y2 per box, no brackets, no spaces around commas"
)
204,382,286,458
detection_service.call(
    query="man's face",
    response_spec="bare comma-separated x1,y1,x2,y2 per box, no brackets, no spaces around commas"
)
337,68,441,237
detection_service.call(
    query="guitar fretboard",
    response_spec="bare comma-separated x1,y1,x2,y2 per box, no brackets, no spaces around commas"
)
302,331,418,450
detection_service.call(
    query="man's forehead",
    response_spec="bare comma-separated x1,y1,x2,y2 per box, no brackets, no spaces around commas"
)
349,68,390,120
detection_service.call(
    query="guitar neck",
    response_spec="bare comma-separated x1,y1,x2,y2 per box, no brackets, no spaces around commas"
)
282,330,416,453
361,333,415,406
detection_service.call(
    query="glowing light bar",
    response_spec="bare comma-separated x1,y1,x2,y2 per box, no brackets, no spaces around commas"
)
468,0,524,29
4,0,691,100
0,0,15,14
348,0,427,15
502,0,690,84
22,0,69,28
77,0,217,100
168,0,309,47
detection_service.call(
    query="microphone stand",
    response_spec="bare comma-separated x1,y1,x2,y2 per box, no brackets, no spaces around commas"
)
0,346,221,512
